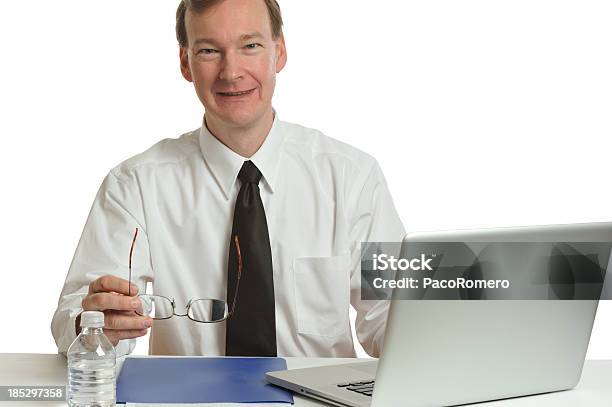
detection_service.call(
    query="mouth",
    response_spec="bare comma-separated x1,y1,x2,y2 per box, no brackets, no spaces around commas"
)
217,88,256,97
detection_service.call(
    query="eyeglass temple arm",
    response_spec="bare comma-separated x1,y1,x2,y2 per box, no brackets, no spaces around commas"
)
231,235,242,314
128,228,139,297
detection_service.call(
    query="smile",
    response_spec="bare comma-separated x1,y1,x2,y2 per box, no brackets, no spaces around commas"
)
217,89,256,97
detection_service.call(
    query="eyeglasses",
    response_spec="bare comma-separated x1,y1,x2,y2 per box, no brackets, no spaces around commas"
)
128,228,243,323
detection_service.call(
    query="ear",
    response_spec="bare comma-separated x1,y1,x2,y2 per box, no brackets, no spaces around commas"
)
179,47,193,82
275,33,287,73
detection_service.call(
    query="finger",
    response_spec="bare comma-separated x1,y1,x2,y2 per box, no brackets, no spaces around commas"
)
89,275,139,296
82,292,142,312
104,312,152,331
106,299,146,315
103,328,149,346
109,309,140,317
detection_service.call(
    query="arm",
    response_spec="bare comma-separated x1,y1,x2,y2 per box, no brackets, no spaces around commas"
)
347,159,405,357
51,170,154,356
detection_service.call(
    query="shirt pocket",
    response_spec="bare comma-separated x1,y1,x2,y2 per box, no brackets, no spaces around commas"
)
293,254,351,338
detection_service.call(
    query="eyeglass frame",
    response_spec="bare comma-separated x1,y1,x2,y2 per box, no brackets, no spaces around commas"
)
127,228,243,323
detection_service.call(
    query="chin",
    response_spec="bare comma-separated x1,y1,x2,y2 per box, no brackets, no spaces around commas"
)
219,109,264,128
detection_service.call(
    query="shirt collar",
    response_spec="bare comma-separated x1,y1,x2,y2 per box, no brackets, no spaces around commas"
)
198,114,284,200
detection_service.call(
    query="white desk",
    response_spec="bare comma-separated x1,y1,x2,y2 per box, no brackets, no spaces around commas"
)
0,353,611,406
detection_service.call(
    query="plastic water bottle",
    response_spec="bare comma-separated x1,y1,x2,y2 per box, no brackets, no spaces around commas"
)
67,311,116,407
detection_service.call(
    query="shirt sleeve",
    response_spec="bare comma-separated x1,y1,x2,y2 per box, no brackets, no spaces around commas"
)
347,159,405,357
50,170,154,356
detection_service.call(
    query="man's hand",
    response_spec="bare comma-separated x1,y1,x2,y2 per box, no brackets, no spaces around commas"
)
80,275,152,346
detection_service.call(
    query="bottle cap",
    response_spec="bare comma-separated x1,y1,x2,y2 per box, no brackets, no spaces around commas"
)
80,311,105,328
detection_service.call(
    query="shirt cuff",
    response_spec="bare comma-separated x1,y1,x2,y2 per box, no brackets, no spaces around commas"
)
58,310,82,356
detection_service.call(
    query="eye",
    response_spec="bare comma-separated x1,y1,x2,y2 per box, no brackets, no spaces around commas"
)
244,43,262,50
197,48,218,55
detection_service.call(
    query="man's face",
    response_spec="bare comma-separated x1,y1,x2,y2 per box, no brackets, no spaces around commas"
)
179,0,287,129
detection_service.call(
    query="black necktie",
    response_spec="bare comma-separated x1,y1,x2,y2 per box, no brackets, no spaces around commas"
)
226,161,277,356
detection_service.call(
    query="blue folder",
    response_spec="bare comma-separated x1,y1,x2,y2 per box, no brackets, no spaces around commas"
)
116,357,294,404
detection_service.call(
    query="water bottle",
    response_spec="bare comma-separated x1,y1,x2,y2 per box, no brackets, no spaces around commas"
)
67,311,116,407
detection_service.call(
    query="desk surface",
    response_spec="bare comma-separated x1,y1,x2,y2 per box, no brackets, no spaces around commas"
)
0,353,610,406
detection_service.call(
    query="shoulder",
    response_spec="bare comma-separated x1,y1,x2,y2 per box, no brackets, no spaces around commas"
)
279,120,378,174
109,129,201,182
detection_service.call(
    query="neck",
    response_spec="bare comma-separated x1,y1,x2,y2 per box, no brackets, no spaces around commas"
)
205,109,275,158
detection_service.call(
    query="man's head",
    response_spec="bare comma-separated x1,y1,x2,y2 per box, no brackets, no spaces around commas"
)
176,0,286,130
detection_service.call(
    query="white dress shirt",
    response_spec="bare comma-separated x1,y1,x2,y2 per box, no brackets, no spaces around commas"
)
51,115,405,357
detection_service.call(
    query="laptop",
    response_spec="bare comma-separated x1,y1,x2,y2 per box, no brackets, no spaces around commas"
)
266,222,612,406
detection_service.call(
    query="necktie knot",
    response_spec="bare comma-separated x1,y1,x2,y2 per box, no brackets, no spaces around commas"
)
238,161,262,184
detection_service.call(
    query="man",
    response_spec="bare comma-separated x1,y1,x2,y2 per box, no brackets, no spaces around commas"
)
51,0,405,358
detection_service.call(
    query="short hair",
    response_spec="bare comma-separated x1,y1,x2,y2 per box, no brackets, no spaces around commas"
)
176,0,284,47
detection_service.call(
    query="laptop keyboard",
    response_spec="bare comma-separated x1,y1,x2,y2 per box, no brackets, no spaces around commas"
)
337,380,375,397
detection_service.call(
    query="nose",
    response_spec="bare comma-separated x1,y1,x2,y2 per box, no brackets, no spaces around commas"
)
218,50,243,82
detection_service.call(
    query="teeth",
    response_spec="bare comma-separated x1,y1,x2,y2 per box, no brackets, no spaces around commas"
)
221,90,251,96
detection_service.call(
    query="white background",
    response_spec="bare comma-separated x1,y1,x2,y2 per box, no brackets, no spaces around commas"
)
0,1,610,359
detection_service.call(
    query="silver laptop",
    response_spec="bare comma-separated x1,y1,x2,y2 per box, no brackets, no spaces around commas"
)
266,222,612,406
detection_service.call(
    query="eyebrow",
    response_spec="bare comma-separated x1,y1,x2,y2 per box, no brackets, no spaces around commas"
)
239,32,264,41
193,32,265,46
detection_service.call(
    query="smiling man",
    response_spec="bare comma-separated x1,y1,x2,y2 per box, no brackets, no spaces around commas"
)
51,0,405,358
